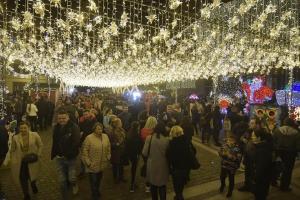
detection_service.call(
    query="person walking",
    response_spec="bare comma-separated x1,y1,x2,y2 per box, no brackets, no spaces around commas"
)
142,122,169,200
140,116,157,192
125,121,143,192
180,116,194,143
110,118,126,183
219,131,242,198
238,118,258,192
273,117,300,191
211,106,222,146
252,125,273,200
167,126,192,200
51,110,81,199
36,96,48,131
81,123,111,200
26,100,38,132
10,121,43,200
0,120,9,199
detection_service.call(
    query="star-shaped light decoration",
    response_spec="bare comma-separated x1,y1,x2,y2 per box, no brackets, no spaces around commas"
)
33,0,45,18
11,17,21,31
22,11,34,29
109,22,119,36
133,27,145,40
120,12,129,28
87,0,97,12
93,16,102,25
169,0,182,10
146,14,157,24
50,0,61,8
171,19,178,29
75,13,85,26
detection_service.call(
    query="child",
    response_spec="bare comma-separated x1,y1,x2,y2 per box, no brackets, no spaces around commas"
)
219,132,242,197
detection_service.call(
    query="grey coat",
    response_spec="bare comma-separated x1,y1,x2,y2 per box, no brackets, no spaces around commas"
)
142,134,169,186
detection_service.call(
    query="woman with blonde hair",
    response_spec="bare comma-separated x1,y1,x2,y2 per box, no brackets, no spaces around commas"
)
10,121,43,200
143,122,169,199
140,116,157,192
141,116,157,142
167,125,193,200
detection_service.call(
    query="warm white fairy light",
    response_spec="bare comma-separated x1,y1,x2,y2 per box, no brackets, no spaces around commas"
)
0,0,298,88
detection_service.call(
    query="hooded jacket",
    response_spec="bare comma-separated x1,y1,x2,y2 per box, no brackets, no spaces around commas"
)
273,126,300,153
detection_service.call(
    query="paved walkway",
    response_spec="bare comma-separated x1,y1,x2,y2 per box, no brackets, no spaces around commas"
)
0,129,221,200
1,129,299,200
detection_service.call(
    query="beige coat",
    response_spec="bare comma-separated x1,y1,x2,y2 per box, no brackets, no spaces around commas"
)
10,132,43,185
81,133,111,173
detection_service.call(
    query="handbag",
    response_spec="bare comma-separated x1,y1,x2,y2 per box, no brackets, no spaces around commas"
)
141,136,153,177
190,144,200,170
22,153,38,164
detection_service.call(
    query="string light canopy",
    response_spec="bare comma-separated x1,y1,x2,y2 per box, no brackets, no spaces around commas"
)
0,0,299,88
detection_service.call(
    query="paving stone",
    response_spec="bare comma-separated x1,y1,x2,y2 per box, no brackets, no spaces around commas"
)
0,129,220,200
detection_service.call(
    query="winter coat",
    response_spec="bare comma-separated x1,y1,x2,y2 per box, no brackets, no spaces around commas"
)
167,135,192,171
81,133,111,173
118,112,132,131
142,134,169,186
51,121,81,160
125,133,143,159
10,132,43,186
109,128,126,164
36,99,48,116
0,126,8,161
181,125,194,142
273,126,300,153
219,137,242,173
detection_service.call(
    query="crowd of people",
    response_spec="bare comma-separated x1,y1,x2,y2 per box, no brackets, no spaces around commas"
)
0,91,300,200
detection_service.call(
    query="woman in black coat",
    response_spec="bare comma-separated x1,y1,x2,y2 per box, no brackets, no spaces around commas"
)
180,116,194,143
253,127,273,200
167,126,193,200
125,121,143,192
211,106,222,146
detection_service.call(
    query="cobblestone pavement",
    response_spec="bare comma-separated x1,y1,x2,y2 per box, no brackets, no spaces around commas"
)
0,129,221,200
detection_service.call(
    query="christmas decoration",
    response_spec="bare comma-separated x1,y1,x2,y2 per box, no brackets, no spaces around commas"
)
0,0,299,88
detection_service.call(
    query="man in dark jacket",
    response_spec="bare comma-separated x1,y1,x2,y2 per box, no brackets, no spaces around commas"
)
51,110,81,198
273,117,300,191
0,122,9,199
118,106,132,132
36,96,49,131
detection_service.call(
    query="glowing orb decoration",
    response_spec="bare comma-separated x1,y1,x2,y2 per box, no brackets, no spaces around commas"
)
218,95,233,109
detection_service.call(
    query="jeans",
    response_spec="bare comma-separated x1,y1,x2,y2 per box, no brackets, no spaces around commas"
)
130,156,138,186
88,172,103,200
55,157,77,198
19,161,37,197
112,164,124,182
220,168,235,195
150,184,166,200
